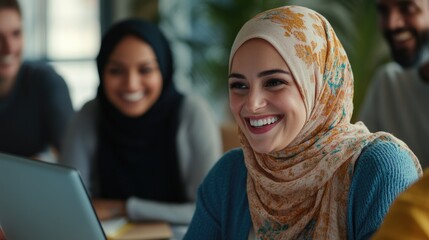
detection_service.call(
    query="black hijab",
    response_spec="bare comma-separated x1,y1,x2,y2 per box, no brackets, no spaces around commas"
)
95,18,186,203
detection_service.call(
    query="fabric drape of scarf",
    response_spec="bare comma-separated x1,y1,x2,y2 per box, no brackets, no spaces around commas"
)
229,6,422,239
94,19,186,203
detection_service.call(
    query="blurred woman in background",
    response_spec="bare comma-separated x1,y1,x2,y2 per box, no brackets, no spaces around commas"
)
60,18,222,227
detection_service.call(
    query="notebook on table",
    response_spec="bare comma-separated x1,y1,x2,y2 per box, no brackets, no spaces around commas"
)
0,152,106,240
102,217,173,240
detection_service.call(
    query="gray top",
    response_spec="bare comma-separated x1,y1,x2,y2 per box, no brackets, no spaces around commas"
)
358,62,429,168
60,95,222,224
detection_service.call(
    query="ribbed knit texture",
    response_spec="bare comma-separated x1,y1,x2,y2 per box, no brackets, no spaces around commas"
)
184,141,419,239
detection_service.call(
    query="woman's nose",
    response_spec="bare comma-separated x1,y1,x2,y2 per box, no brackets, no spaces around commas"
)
246,89,266,113
125,71,141,91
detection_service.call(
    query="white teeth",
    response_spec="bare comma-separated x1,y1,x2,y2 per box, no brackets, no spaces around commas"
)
0,55,13,64
393,31,412,42
123,92,144,102
249,116,279,127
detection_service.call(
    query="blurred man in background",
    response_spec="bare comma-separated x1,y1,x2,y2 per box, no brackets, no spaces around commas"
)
359,0,429,167
0,0,74,162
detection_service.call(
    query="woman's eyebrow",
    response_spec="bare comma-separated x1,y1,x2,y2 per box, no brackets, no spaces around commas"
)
228,69,290,79
258,69,290,77
228,73,245,79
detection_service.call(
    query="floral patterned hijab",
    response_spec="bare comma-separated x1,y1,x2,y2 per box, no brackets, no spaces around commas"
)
229,6,422,239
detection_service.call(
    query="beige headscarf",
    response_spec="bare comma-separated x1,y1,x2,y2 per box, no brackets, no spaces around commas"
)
229,5,422,239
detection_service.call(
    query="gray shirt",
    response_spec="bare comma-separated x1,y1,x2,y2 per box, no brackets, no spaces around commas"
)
60,95,222,224
359,62,429,167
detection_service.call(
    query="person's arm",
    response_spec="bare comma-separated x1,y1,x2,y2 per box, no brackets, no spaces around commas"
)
179,95,223,201
347,141,419,240
126,198,195,224
126,95,223,224
59,100,98,193
182,182,222,239
184,153,234,240
185,149,251,240
92,198,127,221
40,64,75,155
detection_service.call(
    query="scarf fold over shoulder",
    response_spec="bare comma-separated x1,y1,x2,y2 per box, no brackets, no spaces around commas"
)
94,19,186,203
229,6,422,239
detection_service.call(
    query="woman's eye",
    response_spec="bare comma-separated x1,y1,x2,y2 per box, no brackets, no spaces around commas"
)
139,67,153,74
107,68,123,75
265,79,285,87
229,82,247,90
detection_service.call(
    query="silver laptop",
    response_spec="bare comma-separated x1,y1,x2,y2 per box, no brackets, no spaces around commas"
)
0,152,106,240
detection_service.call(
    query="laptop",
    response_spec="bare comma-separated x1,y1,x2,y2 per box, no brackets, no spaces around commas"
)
0,152,106,240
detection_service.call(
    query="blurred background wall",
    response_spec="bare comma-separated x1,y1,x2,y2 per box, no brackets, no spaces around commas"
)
19,0,391,124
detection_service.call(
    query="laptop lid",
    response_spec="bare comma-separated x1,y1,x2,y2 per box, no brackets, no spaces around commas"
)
0,152,106,240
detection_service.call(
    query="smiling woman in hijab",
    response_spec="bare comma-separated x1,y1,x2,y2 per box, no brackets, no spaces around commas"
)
184,5,422,239
59,18,222,226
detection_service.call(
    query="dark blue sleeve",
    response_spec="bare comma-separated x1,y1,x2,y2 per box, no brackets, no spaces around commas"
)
184,154,230,239
347,141,419,240
38,64,75,151
184,148,251,240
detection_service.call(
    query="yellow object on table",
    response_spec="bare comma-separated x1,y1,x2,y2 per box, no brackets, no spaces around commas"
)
103,218,173,240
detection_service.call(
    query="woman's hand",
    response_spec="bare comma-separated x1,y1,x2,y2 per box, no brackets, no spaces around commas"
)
92,198,126,220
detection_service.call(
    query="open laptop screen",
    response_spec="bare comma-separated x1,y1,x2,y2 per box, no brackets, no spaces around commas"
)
0,152,106,240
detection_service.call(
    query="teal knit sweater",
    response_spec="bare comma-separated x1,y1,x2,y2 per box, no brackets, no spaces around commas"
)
184,141,419,239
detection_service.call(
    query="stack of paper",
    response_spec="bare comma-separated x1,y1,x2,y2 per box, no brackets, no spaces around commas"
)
101,217,128,237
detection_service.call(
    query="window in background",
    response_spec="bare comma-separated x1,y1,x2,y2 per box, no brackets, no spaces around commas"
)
20,0,100,110
158,0,227,124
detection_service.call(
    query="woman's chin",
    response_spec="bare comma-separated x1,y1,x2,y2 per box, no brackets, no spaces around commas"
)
249,142,274,154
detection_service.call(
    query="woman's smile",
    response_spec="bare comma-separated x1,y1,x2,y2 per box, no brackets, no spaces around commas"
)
121,91,145,102
245,115,283,134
